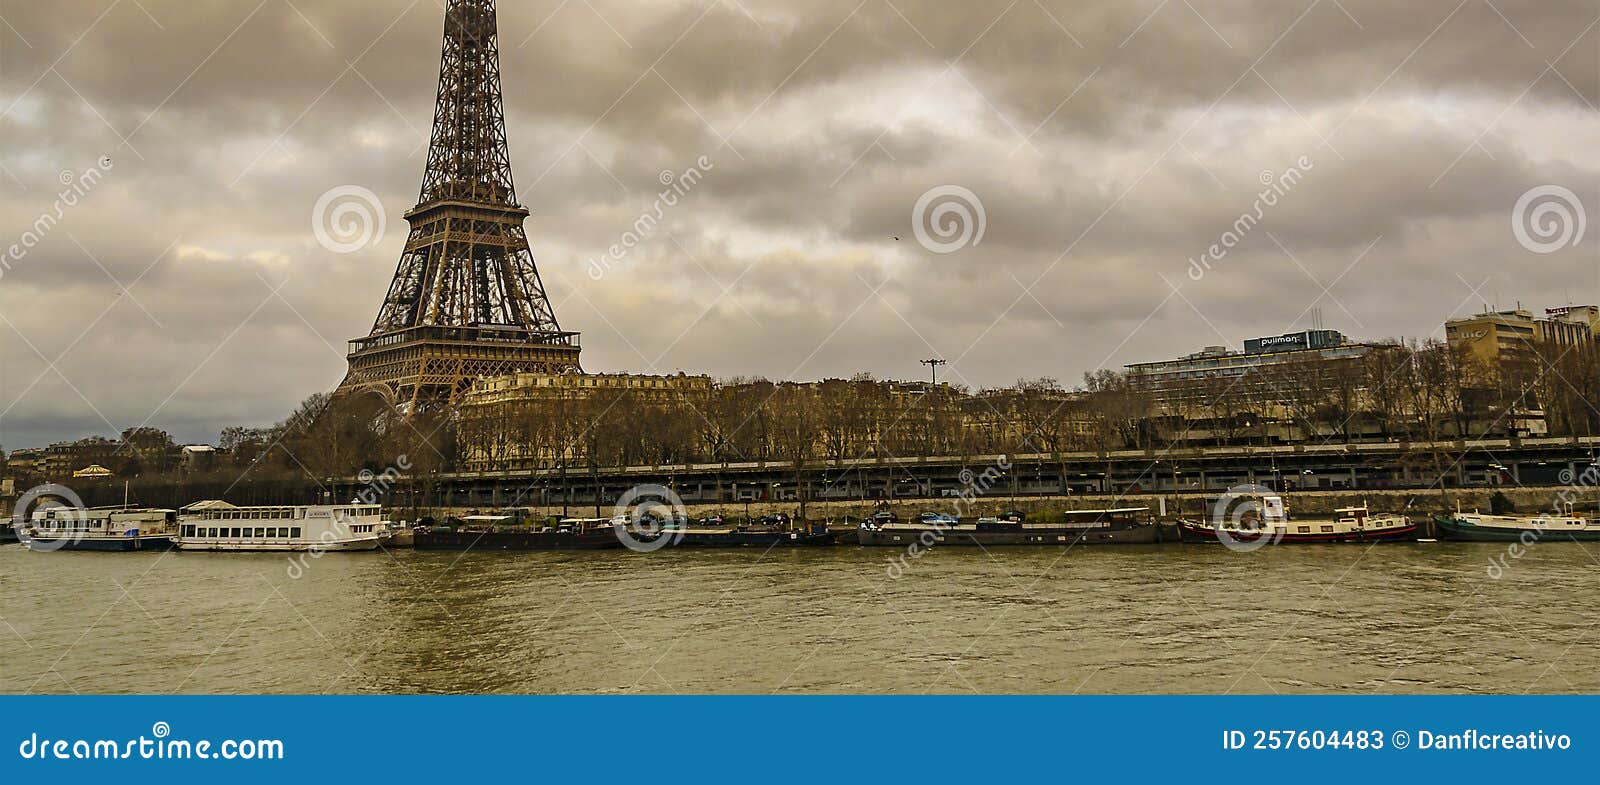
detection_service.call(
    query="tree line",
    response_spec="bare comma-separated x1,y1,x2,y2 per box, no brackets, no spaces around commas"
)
10,336,1596,486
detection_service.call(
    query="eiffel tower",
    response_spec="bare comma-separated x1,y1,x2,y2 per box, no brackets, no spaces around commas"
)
340,0,580,409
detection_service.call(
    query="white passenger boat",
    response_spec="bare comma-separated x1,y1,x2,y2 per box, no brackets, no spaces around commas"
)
175,501,384,552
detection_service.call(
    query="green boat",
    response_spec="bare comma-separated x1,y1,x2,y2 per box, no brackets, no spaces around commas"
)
1435,512,1600,542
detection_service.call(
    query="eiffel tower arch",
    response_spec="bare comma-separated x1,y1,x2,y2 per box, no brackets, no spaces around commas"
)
340,0,581,410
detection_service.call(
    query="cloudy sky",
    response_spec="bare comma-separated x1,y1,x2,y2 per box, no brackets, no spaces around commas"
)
0,0,1596,449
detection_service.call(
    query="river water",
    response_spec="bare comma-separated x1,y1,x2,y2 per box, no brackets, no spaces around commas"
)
1,542,1595,694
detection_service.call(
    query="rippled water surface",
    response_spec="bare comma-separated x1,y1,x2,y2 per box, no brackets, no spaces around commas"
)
2,542,1596,694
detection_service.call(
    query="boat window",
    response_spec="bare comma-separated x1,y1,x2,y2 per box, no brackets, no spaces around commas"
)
254,528,265,538
1321,526,1334,533
1298,526,1309,533
291,527,302,539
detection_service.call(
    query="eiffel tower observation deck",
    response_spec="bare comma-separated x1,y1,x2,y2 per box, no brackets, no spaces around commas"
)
341,0,580,409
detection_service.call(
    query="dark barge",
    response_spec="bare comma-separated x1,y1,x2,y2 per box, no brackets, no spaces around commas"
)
659,517,836,548
857,508,1160,546
413,516,625,551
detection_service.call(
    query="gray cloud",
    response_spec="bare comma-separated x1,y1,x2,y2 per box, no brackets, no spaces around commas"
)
2,0,1596,448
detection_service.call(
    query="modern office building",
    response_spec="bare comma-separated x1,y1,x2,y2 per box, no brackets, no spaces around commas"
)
1125,330,1373,407
1444,307,1595,378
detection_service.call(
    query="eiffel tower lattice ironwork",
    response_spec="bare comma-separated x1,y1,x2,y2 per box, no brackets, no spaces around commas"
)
340,0,580,408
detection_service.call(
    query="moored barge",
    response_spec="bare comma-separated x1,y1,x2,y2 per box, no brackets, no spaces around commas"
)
1435,509,1600,542
414,516,626,551
857,508,1159,546
1178,496,1416,544
657,516,836,548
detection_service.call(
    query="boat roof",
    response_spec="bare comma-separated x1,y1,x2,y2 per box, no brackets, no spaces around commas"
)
182,500,238,511
461,515,514,522
1061,507,1149,515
